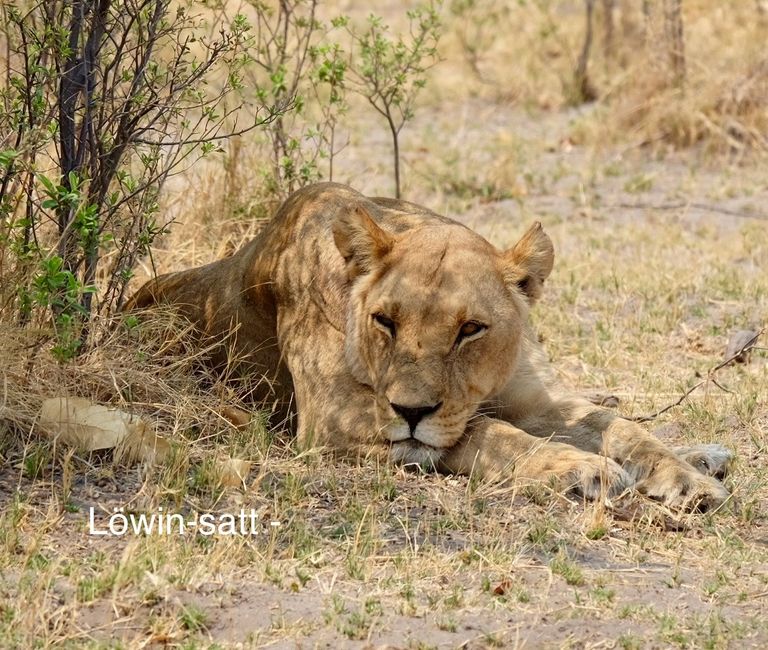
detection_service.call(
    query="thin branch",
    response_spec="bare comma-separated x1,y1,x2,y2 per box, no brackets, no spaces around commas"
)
131,108,286,146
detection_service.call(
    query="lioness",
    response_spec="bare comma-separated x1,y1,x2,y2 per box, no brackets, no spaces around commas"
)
127,182,731,510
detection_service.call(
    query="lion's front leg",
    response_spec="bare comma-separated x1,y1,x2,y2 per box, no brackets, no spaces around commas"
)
518,400,731,511
440,416,632,499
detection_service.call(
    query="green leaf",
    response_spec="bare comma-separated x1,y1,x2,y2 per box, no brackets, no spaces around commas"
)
38,174,57,196
0,149,18,168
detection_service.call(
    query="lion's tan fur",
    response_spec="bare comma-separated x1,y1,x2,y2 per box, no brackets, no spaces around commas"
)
127,183,730,510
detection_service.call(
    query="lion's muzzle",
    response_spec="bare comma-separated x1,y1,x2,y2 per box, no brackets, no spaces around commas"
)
390,401,443,434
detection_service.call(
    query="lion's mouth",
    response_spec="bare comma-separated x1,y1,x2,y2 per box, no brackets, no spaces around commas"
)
389,438,447,467
385,420,463,450
392,437,441,450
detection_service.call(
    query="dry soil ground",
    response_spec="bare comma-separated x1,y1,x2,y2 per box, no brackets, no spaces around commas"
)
2,55,768,650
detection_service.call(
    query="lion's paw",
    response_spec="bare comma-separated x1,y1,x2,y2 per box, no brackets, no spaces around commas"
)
674,444,733,480
561,453,633,500
637,462,729,512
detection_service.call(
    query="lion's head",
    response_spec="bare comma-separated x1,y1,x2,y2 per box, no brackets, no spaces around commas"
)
333,206,554,466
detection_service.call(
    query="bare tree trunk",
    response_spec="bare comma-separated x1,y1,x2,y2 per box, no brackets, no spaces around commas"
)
386,114,401,199
642,0,686,89
664,0,685,88
602,0,615,60
573,0,597,103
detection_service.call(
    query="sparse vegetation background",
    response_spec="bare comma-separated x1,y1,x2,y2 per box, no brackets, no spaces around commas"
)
1,1,767,647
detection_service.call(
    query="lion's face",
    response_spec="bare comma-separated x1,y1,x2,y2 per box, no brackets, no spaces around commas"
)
333,208,554,466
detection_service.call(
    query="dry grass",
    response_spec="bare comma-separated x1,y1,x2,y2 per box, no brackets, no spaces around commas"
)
438,1,768,154
2,1,768,648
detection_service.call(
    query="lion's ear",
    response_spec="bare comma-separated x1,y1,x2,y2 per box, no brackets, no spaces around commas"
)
333,205,394,279
502,221,554,304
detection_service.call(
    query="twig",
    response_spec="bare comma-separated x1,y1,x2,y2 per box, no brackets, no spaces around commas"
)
610,201,768,221
628,328,764,423
710,378,733,394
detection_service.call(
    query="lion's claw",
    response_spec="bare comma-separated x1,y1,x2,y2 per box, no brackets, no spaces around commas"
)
637,463,729,512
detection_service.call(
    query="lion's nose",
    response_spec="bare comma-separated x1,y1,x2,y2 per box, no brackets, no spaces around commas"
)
390,402,442,434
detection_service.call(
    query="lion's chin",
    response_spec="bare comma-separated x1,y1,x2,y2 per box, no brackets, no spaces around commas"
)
389,440,446,468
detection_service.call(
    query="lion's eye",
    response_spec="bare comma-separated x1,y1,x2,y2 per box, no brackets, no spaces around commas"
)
372,313,396,337
456,321,487,346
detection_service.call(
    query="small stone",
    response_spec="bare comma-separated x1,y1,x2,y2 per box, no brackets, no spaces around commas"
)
724,329,759,364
